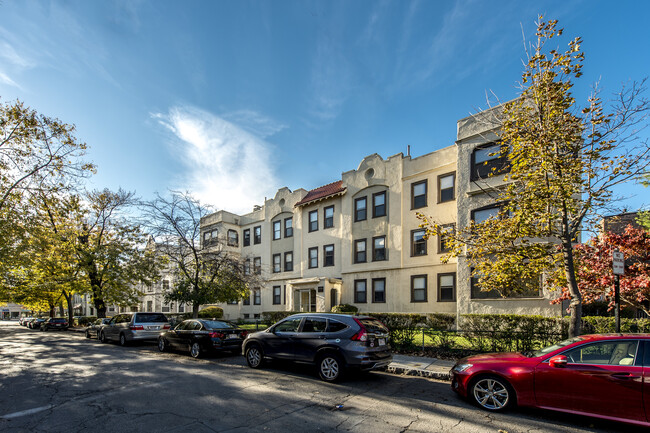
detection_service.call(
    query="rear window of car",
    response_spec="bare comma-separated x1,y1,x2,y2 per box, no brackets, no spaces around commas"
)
358,318,388,334
51,318,67,323
326,319,348,333
134,313,168,323
202,320,236,329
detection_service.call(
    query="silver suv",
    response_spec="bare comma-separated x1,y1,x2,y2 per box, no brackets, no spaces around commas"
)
99,312,170,346
242,313,392,382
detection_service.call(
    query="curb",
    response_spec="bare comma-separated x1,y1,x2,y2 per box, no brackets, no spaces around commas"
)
385,365,451,381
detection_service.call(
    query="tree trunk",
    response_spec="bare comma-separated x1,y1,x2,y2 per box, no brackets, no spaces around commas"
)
94,296,107,318
62,289,74,324
562,240,582,337
192,303,200,319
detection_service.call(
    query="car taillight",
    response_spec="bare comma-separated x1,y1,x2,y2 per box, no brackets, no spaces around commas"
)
351,317,368,341
241,331,248,338
163,324,170,329
209,332,225,339
129,325,144,330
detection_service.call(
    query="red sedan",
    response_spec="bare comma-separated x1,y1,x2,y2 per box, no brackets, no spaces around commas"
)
451,334,648,427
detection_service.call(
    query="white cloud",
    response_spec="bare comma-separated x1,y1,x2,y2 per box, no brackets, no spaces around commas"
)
222,109,288,139
0,70,21,89
154,106,280,215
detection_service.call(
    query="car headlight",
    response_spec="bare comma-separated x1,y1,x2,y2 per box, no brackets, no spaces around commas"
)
452,363,473,372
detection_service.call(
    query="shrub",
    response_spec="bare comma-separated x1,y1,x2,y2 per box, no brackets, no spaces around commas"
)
76,316,97,327
460,314,567,352
197,306,223,319
262,311,299,324
331,304,358,314
582,316,650,334
166,313,192,327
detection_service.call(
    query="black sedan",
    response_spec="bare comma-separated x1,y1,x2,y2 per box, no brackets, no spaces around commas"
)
28,318,46,329
40,317,69,331
157,319,248,358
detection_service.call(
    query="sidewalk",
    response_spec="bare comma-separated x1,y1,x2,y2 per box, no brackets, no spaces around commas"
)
385,354,454,381
68,327,455,381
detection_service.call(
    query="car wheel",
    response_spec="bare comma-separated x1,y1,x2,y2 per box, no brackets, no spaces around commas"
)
190,342,202,359
158,337,167,352
318,353,344,382
100,332,107,343
119,333,128,347
85,330,91,338
470,375,514,412
245,344,264,368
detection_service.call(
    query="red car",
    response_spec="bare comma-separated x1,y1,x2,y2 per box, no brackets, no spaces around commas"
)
451,334,649,427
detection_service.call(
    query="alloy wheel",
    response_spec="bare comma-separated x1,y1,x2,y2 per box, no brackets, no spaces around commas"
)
318,355,341,382
245,345,262,368
190,342,201,358
472,377,510,411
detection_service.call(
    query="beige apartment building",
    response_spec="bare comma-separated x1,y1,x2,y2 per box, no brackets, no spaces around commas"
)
200,108,562,320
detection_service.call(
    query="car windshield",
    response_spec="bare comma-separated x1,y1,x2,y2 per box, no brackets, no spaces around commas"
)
203,320,236,329
134,313,168,323
528,336,585,357
51,318,66,323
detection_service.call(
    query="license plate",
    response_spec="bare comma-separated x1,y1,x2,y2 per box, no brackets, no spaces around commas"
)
147,326,160,330
228,334,238,339
378,338,386,346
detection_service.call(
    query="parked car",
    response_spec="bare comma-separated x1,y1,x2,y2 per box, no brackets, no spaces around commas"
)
451,333,650,427
19,317,34,326
40,317,69,331
85,318,111,339
242,313,392,382
28,318,46,329
158,319,248,358
99,312,170,346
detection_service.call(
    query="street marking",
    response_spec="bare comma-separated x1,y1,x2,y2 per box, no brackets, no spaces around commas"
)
1,405,54,419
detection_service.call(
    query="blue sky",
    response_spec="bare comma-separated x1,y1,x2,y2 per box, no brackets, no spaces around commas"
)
1,0,649,215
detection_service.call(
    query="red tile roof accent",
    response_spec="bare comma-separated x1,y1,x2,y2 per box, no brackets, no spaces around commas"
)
295,181,346,207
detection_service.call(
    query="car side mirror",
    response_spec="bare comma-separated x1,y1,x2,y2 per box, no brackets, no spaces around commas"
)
549,355,568,368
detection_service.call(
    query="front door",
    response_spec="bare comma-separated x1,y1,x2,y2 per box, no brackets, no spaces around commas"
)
535,339,645,422
297,289,316,312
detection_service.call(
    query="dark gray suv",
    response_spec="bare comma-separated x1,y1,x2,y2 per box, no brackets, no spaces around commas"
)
242,313,392,382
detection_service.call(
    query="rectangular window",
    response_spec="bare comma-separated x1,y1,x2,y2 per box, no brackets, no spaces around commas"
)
253,226,261,244
372,278,386,303
471,204,503,224
412,180,427,209
253,257,261,275
354,239,367,263
372,236,386,261
324,244,334,267
324,206,334,228
162,304,170,313
273,221,281,240
273,286,281,305
179,304,184,313
355,197,367,222
471,142,509,180
243,292,250,305
438,172,455,203
273,254,281,273
253,289,261,305
243,313,249,319
244,259,251,275
411,275,428,302
227,229,239,247
438,224,455,254
146,300,152,312
284,251,293,272
162,280,170,291
147,284,153,293
411,229,427,256
438,273,456,302
308,247,318,268
372,191,386,218
243,229,250,247
284,217,293,237
309,210,318,232
354,280,367,303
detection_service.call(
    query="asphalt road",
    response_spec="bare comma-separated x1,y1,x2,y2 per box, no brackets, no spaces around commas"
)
0,321,640,433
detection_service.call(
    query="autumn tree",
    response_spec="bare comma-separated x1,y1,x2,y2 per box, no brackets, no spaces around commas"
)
141,192,256,318
418,17,650,337
567,225,650,315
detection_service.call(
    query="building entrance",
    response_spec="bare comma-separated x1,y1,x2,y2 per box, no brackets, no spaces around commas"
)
296,289,317,312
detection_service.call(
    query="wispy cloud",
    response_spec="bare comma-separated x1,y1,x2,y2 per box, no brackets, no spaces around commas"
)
222,109,288,139
0,70,21,89
153,106,280,214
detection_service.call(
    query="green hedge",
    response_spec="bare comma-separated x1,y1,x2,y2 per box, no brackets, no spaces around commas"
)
75,316,97,327
262,311,299,324
460,314,568,352
197,306,223,319
582,317,650,333
331,304,359,314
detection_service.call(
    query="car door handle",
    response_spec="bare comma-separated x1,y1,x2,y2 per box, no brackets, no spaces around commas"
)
611,373,640,380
